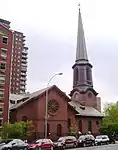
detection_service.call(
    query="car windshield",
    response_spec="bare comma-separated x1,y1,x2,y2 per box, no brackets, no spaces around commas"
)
79,136,85,140
58,137,66,142
32,139,43,144
0,139,13,144
96,136,102,139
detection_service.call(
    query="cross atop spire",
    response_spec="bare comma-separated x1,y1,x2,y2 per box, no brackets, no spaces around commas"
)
76,5,88,62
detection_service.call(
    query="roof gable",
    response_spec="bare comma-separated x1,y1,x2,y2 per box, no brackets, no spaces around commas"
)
10,85,70,110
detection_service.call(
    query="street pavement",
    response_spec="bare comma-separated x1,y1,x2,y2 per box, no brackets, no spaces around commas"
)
69,143,118,150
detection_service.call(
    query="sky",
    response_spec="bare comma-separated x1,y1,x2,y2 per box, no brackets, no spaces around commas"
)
0,0,118,107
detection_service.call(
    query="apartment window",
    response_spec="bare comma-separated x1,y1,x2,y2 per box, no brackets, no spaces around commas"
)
0,89,4,99
0,75,5,85
1,48,7,58
0,62,6,72
0,120,2,126
0,104,3,112
2,37,8,44
15,33,18,36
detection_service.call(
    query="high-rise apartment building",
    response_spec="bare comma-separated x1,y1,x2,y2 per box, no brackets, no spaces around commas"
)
0,19,13,122
10,31,28,94
0,18,28,122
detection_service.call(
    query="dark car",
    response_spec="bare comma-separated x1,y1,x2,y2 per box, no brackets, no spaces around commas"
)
0,139,29,150
54,136,77,149
77,134,95,147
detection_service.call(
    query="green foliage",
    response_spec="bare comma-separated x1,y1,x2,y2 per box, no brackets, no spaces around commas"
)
100,123,118,135
100,102,118,135
68,124,77,136
0,121,33,140
102,102,118,125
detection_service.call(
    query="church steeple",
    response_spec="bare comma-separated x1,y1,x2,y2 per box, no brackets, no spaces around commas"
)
76,6,88,62
71,6,97,95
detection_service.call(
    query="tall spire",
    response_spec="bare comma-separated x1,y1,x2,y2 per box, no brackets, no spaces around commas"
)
76,5,88,62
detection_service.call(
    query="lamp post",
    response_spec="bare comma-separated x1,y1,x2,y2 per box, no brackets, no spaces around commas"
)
45,73,63,138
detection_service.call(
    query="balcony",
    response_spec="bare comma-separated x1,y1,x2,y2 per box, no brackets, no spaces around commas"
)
21,59,27,63
0,112,3,119
21,72,26,76
21,66,27,72
20,81,26,85
21,63,27,67
21,76,27,81
20,86,26,90
22,54,27,59
22,49,28,55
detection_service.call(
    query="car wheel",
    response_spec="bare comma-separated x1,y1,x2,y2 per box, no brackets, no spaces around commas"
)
83,143,86,147
91,142,94,146
24,146,28,150
51,146,53,150
73,143,77,148
38,147,42,150
100,142,102,145
7,148,12,150
106,141,109,145
63,145,66,149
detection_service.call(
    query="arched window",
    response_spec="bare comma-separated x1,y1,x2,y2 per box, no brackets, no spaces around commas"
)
57,124,62,136
47,123,50,136
68,119,71,131
78,120,82,132
88,120,92,132
74,68,79,83
86,67,91,83
22,116,28,122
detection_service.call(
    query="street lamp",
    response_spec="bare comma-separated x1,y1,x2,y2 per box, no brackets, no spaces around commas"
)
45,73,63,138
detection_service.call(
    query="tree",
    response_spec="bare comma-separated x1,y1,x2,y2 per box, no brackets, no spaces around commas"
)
68,123,77,136
0,121,33,140
100,102,118,136
102,102,118,125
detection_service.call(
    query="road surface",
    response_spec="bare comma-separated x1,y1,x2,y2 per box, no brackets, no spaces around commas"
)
69,143,118,150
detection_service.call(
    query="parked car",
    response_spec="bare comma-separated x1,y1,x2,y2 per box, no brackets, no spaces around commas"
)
54,136,77,149
28,139,54,150
77,134,95,147
0,139,29,150
95,135,109,145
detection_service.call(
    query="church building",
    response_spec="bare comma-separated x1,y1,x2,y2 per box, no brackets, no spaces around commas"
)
9,8,103,140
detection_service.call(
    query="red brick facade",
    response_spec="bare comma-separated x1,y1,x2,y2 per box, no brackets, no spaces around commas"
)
0,25,13,122
10,86,102,140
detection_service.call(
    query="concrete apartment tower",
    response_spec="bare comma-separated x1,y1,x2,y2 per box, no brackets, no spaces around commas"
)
10,31,28,94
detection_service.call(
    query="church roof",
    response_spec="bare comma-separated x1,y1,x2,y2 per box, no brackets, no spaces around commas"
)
10,85,70,110
76,7,88,63
69,101,103,117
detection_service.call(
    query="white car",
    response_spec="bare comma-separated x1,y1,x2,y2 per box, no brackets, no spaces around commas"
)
95,135,109,145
